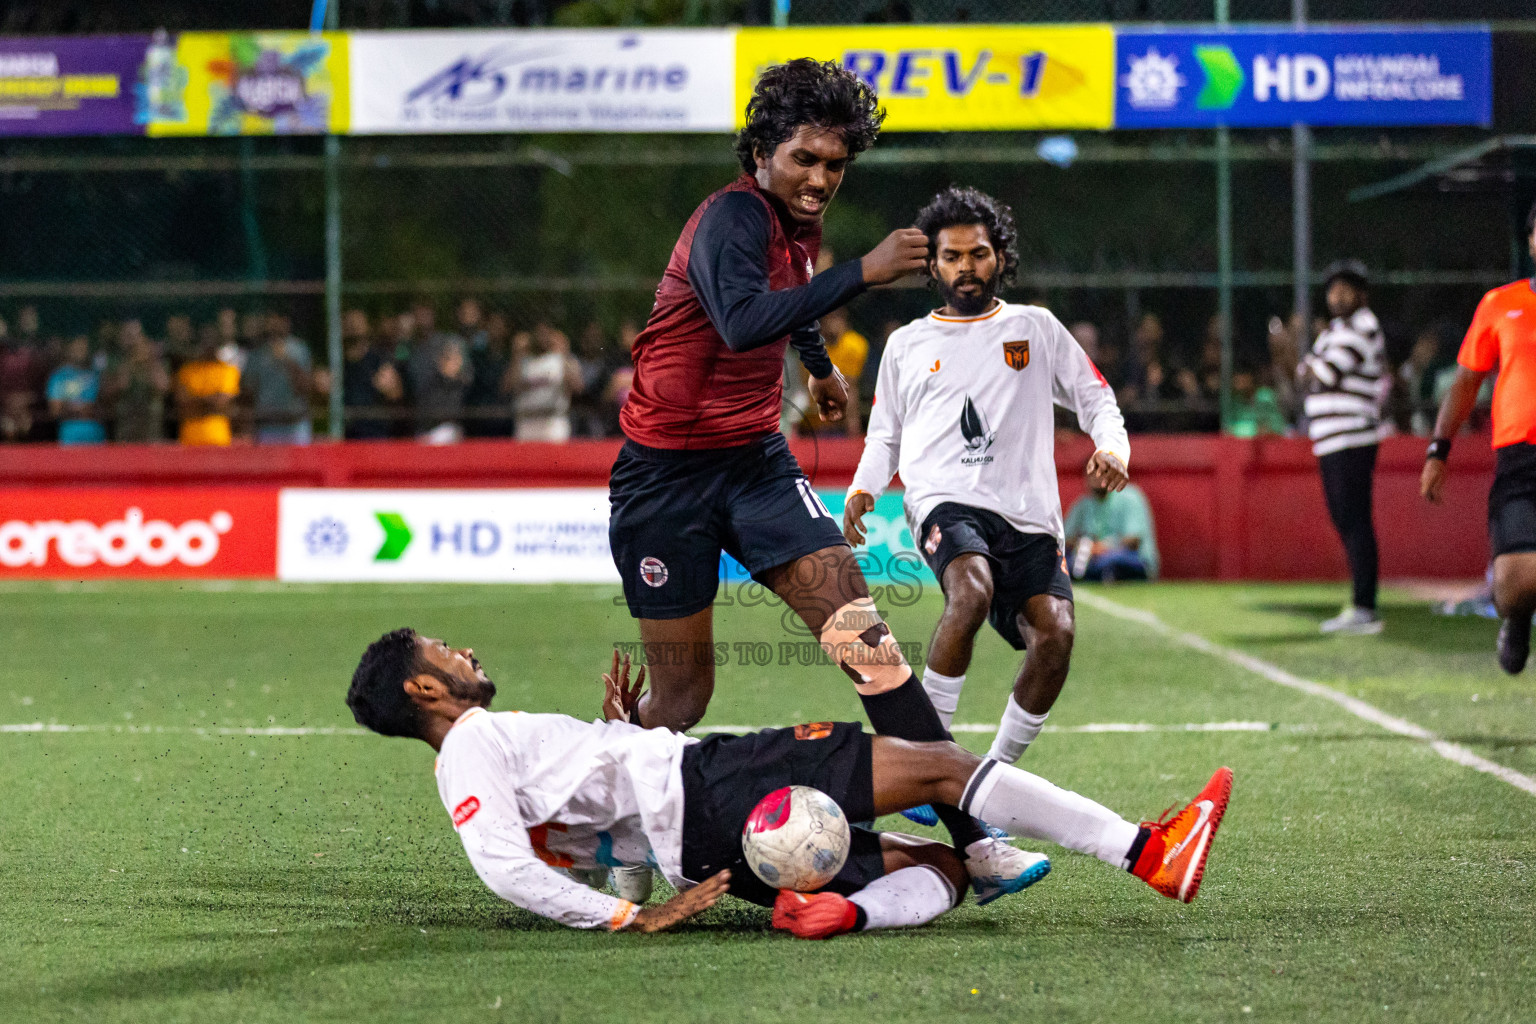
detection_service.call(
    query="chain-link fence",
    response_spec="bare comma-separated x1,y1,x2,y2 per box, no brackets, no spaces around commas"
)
0,122,1520,441
0,3,1532,442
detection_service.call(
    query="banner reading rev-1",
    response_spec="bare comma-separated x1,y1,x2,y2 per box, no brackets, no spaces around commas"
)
1115,27,1491,128
736,25,1115,131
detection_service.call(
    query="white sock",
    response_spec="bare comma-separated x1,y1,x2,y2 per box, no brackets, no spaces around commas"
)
848,865,956,931
986,696,1048,763
958,759,1142,868
922,668,966,732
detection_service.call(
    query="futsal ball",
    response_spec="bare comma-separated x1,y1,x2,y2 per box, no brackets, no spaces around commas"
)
741,785,850,891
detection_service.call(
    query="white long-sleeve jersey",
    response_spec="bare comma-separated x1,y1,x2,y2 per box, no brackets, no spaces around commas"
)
849,301,1130,541
433,707,695,931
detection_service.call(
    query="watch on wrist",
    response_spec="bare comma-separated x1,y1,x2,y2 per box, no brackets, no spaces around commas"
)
1426,438,1451,462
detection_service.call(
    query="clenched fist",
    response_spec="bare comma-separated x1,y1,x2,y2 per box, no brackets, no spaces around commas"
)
862,228,929,286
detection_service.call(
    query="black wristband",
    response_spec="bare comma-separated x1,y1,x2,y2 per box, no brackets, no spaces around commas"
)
1426,438,1451,462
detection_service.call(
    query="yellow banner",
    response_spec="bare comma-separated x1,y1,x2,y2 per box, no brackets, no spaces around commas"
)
146,32,349,136
736,25,1113,131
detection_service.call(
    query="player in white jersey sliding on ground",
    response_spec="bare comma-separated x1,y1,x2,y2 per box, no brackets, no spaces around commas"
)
845,187,1130,825
345,629,1231,938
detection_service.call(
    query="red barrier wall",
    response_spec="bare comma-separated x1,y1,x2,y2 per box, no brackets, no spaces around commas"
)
0,433,1498,580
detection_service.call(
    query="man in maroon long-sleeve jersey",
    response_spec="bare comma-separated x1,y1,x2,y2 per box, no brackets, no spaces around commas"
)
608,58,1044,905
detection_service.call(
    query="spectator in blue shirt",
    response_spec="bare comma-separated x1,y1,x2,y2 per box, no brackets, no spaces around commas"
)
1064,467,1160,582
46,335,105,445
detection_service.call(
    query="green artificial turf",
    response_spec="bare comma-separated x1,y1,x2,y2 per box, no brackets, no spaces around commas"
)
1,581,1532,1023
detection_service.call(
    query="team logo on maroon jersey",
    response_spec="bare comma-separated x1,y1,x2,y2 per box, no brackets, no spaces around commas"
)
924,524,942,555
639,556,669,587
1003,340,1030,371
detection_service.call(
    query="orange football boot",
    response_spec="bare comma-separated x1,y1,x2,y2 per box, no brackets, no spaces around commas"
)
771,890,860,940
1131,766,1233,903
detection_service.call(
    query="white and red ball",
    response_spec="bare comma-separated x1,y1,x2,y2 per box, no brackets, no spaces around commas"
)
741,785,850,891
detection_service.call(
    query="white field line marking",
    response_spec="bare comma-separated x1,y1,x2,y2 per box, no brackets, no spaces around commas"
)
1076,590,1536,798
0,723,369,736
696,720,1294,736
0,720,1298,738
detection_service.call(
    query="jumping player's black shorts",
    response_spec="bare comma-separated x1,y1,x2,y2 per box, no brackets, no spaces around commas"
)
679,721,883,908
608,432,847,619
1490,442,1536,557
917,502,1073,651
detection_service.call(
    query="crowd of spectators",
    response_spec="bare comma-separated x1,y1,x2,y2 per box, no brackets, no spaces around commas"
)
0,300,648,446
0,296,1476,447
1065,308,1472,440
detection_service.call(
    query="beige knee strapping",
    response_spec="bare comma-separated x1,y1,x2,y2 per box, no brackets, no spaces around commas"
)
817,597,911,695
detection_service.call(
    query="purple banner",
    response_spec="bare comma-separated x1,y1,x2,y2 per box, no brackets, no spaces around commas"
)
0,35,149,136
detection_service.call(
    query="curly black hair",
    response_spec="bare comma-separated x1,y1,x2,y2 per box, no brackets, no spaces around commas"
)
735,58,885,175
347,627,428,738
913,186,1020,286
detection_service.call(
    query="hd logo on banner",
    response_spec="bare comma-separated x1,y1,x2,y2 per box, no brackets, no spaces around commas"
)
348,29,735,133
277,489,619,583
1116,27,1491,128
736,25,1115,131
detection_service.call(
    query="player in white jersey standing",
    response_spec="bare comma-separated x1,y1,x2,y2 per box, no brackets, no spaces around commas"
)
844,188,1130,800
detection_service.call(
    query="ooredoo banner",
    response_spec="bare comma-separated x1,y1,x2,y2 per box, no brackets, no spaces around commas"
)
735,25,1116,131
0,489,277,578
278,488,618,582
348,29,735,134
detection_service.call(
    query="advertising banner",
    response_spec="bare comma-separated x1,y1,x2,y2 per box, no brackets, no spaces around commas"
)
278,488,618,583
349,29,735,134
736,25,1115,131
144,31,349,136
0,488,277,579
1115,27,1491,128
0,35,147,136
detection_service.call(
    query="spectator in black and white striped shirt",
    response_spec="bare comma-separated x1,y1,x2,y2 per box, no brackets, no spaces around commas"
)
1300,260,1387,634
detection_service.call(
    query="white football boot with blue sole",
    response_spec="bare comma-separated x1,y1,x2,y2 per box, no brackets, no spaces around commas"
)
964,839,1051,906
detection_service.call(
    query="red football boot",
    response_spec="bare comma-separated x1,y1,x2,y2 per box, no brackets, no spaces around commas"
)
1132,766,1233,903
771,890,859,940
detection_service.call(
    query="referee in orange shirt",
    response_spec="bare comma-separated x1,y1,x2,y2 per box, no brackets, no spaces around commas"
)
1422,201,1536,674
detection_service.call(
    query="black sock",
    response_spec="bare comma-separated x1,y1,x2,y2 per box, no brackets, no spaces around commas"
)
851,904,869,931
1124,826,1152,873
859,674,987,851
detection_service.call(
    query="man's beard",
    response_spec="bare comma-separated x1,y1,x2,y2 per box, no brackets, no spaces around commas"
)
449,662,497,706
939,272,999,317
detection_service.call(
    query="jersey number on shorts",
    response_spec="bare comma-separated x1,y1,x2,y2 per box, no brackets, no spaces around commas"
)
796,478,832,520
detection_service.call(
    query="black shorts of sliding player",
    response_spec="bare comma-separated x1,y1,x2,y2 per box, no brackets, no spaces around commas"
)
679,722,884,908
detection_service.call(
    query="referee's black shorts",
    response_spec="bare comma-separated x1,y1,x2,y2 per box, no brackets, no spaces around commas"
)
1490,442,1536,557
679,722,884,908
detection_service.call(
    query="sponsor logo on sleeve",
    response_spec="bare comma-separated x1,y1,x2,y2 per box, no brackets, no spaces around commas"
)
451,795,481,827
